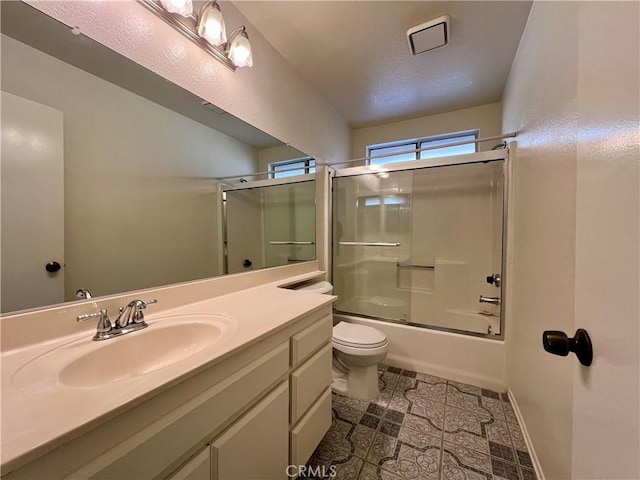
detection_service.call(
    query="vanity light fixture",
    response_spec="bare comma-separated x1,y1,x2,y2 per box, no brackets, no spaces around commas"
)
159,0,192,17
227,27,253,68
139,0,253,70
197,1,226,47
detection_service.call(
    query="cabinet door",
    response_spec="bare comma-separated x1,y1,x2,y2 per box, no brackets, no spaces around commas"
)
167,449,210,480
211,382,288,480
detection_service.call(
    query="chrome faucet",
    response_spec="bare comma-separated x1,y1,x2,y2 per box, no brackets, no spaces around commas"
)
479,295,501,306
77,299,157,341
115,299,158,329
75,288,93,299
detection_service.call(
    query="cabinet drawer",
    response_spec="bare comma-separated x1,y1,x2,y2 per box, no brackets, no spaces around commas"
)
290,388,332,467
81,342,289,479
211,382,289,480
291,314,333,367
290,344,332,424
166,448,210,480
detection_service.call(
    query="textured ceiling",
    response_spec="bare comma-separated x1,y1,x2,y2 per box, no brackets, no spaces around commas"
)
234,1,533,127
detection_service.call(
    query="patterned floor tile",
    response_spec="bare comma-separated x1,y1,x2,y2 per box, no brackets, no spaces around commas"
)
408,398,445,429
507,422,527,451
367,403,387,417
380,421,401,438
443,441,492,474
367,433,440,480
448,380,482,396
520,466,537,480
443,430,490,455
323,414,355,452
444,405,494,437
441,450,492,480
361,413,382,430
384,409,406,424
485,419,511,447
416,372,446,384
387,393,411,413
358,462,405,480
398,426,441,449
336,394,371,412
317,365,533,480
366,432,398,466
402,411,444,438
332,455,365,480
411,380,448,403
481,397,506,422
502,402,518,425
488,441,515,463
481,389,500,400
334,403,368,424
516,449,533,469
380,371,401,390
446,387,488,413
489,458,519,480
308,441,353,470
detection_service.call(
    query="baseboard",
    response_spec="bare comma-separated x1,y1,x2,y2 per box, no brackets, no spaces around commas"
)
385,353,506,392
507,388,545,480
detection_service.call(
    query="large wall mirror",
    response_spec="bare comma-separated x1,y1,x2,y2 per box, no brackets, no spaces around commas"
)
0,1,316,314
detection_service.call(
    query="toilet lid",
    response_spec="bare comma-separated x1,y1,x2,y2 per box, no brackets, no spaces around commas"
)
332,322,387,348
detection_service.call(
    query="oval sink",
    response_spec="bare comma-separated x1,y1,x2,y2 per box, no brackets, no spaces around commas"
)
12,314,236,390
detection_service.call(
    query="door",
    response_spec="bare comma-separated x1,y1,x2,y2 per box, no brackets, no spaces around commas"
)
571,2,640,477
211,382,288,480
1,91,64,313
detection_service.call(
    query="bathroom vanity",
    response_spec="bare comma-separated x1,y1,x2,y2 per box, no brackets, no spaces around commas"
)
1,276,334,479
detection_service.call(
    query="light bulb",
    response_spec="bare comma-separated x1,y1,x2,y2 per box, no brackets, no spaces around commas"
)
197,2,227,47
228,29,253,68
159,0,193,17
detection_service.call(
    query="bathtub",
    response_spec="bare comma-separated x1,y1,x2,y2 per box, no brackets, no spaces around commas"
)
334,313,507,391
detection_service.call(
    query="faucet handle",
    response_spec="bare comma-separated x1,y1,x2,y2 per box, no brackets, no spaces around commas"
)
131,299,158,323
77,309,112,333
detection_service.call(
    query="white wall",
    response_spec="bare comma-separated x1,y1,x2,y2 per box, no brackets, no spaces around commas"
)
27,1,351,166
502,2,639,478
351,102,502,160
2,35,258,300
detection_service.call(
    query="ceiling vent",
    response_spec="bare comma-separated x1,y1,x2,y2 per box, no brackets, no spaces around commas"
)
407,15,450,55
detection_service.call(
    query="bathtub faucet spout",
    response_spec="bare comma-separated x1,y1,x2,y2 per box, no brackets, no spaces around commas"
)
479,295,501,306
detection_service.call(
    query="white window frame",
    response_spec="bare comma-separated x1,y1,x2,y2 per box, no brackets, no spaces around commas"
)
366,130,479,165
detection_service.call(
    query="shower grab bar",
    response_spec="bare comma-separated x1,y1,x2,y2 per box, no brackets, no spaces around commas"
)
339,241,401,247
269,241,315,245
397,263,435,269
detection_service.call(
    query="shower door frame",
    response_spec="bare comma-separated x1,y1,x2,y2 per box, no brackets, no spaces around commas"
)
221,173,317,275
330,148,511,341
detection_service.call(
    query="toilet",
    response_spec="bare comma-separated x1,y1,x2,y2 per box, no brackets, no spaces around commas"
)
331,321,388,400
294,281,389,400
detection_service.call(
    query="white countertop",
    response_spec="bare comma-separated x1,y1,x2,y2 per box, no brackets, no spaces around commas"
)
1,278,334,472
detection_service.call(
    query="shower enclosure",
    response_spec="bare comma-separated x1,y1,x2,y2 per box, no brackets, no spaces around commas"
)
224,175,316,274
332,151,506,338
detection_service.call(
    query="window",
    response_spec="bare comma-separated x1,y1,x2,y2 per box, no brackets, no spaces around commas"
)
270,158,316,179
367,131,478,166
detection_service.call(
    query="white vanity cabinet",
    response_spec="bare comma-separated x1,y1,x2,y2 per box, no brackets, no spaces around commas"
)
288,314,333,467
2,305,333,480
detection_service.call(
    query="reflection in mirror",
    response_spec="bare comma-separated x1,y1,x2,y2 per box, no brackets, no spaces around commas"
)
0,2,315,314
224,176,316,274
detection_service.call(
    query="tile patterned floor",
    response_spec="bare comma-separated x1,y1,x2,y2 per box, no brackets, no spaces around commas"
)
302,365,537,480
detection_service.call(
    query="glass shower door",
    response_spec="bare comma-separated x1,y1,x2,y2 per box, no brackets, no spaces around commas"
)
332,159,504,337
332,171,413,321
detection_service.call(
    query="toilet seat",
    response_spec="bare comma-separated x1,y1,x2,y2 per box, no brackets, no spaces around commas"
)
332,322,388,349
